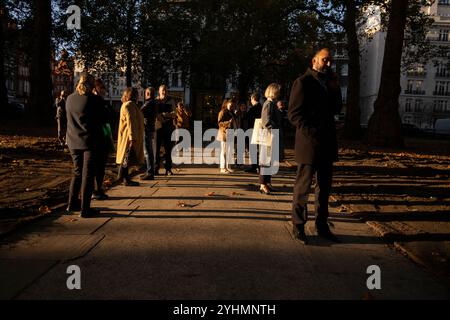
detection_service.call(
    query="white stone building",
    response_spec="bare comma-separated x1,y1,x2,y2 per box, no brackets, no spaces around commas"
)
359,1,450,128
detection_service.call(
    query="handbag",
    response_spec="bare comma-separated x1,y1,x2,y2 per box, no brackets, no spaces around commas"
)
251,118,272,146
102,123,115,152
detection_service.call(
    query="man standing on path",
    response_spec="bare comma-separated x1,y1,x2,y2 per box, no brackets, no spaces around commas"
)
245,92,263,173
140,87,158,180
155,85,176,176
288,48,343,244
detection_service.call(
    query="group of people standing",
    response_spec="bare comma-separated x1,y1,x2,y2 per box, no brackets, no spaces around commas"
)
216,47,343,244
63,77,190,217
217,85,286,195
61,47,343,245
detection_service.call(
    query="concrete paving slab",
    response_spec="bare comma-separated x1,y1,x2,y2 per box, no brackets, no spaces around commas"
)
17,213,449,299
0,259,57,299
3,165,449,300
0,233,105,261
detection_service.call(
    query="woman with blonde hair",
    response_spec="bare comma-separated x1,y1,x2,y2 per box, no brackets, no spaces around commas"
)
259,83,282,195
116,87,145,186
217,98,237,174
65,73,105,217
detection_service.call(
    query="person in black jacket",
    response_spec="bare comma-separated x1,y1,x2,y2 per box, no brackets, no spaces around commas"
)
55,90,67,146
92,78,113,200
259,83,282,195
65,74,105,218
245,92,263,173
155,85,176,176
288,48,343,244
140,87,158,180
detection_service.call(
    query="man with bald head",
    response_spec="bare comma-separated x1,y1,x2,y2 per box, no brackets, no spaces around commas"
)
288,48,343,244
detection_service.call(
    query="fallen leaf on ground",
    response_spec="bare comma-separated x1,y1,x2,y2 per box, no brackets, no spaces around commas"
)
206,192,215,196
177,201,200,208
103,178,113,188
231,192,243,196
38,205,51,214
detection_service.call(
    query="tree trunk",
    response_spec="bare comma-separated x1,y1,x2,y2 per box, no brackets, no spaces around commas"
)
367,0,408,147
0,1,8,112
125,2,135,87
342,0,362,139
126,40,132,87
30,0,53,124
237,71,251,103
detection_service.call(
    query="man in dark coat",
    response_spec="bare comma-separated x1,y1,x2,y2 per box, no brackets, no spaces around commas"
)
140,87,158,180
245,92,263,173
155,85,176,176
288,48,343,244
65,74,104,218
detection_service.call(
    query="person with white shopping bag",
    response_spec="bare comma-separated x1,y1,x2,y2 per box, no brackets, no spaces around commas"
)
258,83,282,195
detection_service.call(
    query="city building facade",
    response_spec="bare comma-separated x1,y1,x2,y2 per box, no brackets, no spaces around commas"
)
360,1,450,128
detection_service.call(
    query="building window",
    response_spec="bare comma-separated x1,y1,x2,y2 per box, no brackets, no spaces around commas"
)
414,99,422,112
340,64,348,76
434,81,450,95
406,80,414,92
405,98,412,112
415,80,423,92
438,0,450,5
433,100,448,113
438,29,449,41
341,87,347,104
436,63,448,77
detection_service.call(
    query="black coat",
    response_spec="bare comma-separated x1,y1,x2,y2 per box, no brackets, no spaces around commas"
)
247,102,262,129
288,68,343,164
66,92,105,150
141,98,158,132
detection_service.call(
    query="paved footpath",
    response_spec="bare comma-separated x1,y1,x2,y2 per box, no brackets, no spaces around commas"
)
0,163,449,299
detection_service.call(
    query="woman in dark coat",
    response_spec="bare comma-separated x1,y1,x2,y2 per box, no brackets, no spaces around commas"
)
259,83,282,195
65,74,105,217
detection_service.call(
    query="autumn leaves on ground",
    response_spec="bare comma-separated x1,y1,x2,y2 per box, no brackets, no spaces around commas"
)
0,120,449,237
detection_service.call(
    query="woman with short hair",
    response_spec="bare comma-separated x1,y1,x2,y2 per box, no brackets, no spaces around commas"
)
116,87,145,186
259,83,282,195
65,74,104,217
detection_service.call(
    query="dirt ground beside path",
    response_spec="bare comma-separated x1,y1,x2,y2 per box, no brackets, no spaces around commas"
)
0,121,116,235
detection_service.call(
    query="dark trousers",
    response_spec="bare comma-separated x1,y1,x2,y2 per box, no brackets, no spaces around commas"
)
292,162,333,227
144,128,155,175
68,149,96,213
259,171,271,184
57,117,66,144
95,147,109,193
156,124,173,171
117,145,137,182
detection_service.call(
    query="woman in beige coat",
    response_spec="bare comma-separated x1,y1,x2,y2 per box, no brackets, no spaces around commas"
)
116,87,145,186
217,98,237,174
